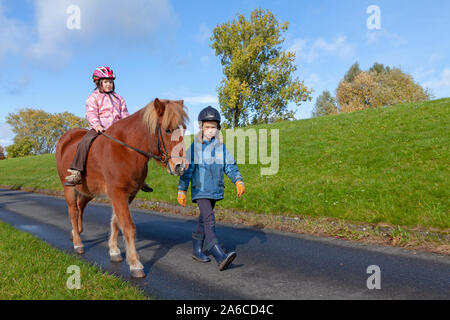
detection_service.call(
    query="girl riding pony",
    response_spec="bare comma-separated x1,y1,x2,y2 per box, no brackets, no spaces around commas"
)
65,66,152,193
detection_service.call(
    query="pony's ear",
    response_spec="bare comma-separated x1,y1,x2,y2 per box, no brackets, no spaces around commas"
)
154,98,165,117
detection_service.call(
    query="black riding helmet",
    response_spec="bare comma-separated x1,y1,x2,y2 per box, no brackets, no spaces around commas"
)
198,106,221,129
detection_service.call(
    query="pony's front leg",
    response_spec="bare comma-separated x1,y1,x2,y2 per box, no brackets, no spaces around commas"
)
109,189,145,278
109,212,123,262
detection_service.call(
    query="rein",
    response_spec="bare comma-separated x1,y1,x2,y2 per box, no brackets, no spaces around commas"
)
101,131,162,161
100,123,170,169
100,122,186,176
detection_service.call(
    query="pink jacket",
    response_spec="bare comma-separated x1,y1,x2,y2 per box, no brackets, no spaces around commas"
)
85,89,130,130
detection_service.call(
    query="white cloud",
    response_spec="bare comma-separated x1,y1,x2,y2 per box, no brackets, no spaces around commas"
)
2,0,177,68
413,67,436,82
0,122,14,147
184,95,218,105
305,73,320,87
196,23,211,44
366,29,407,46
0,138,12,147
423,68,450,98
289,34,355,63
0,2,30,61
429,53,444,65
412,53,444,83
26,0,72,66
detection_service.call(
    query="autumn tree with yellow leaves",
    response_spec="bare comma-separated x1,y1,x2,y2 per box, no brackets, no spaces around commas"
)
6,108,88,158
211,9,312,127
336,62,431,113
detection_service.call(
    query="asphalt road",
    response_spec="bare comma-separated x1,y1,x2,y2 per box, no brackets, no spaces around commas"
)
0,188,448,299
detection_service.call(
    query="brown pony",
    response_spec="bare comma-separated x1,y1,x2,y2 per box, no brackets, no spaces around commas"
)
56,98,188,278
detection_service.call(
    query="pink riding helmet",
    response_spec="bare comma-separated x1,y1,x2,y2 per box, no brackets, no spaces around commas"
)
92,66,115,82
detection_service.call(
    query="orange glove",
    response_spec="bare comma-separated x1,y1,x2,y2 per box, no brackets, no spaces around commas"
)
235,181,245,198
177,190,187,207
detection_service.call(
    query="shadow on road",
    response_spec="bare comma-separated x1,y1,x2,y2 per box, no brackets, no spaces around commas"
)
83,232,110,252
132,217,268,273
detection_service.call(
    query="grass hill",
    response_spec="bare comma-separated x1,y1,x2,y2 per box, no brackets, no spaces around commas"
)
1,98,448,230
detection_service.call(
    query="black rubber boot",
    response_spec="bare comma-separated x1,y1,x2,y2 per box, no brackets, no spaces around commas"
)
192,233,211,263
209,244,236,271
141,183,153,193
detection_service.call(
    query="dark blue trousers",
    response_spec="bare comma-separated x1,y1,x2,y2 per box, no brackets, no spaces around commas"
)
194,199,218,251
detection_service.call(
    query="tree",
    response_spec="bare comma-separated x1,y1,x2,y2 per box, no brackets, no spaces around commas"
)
0,146,5,160
6,136,34,158
371,67,431,106
369,62,390,76
344,62,362,82
211,9,312,127
6,108,88,156
46,112,90,154
337,71,378,112
312,91,339,117
336,65,431,113
6,108,48,155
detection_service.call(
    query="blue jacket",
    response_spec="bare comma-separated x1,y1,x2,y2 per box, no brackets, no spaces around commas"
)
178,136,243,202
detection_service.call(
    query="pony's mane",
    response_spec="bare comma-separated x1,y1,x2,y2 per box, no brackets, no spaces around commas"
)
142,100,189,135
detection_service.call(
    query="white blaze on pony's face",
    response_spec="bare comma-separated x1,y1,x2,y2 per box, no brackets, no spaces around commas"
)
146,98,189,176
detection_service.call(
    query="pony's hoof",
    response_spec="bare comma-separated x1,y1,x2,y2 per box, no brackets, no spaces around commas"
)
130,269,146,278
74,246,84,255
110,254,123,263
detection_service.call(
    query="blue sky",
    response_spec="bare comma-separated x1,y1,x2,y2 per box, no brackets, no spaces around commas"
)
1,0,449,146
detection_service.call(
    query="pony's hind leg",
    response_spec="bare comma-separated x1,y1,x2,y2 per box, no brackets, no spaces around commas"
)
109,211,123,262
108,188,144,278
64,187,84,254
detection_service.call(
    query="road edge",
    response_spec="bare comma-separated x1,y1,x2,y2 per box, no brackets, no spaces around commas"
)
1,184,448,256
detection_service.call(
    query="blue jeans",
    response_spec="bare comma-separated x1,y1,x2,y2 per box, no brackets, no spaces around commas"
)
195,199,218,251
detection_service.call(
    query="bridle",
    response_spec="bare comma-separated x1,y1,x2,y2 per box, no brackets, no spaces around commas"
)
100,123,185,175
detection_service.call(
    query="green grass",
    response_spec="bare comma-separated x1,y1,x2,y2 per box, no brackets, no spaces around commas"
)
0,98,449,229
0,221,149,299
